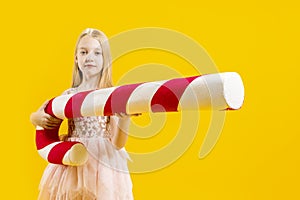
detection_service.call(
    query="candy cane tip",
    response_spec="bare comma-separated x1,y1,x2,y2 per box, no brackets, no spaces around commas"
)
222,72,244,110
62,143,88,166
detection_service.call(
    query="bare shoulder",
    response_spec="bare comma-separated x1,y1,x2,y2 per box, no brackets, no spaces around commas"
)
61,88,78,95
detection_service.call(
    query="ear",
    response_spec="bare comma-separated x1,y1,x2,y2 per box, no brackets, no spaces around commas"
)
75,55,78,63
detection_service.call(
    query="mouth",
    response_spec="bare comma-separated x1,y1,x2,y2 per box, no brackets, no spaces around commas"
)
84,64,96,68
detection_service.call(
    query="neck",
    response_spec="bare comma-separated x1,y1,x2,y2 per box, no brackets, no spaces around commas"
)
78,75,100,91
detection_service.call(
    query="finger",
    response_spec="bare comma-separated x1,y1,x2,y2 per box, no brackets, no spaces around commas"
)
131,113,142,117
46,121,61,126
44,125,57,129
45,114,62,122
120,112,128,117
114,113,121,118
44,121,60,129
47,115,62,123
40,117,47,126
115,112,141,118
59,134,68,141
41,118,52,127
116,112,129,118
45,118,62,127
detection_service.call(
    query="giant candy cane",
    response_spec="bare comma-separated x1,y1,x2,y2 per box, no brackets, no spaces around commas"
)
36,72,244,166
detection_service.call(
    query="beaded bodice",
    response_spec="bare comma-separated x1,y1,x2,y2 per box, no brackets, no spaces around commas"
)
68,116,111,138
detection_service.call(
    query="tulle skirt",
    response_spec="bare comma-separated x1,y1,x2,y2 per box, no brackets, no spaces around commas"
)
38,136,133,200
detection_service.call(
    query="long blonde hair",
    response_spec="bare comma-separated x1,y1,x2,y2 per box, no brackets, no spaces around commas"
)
72,28,113,88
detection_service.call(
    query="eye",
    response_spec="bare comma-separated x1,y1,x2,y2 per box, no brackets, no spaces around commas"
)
95,51,102,56
79,50,87,55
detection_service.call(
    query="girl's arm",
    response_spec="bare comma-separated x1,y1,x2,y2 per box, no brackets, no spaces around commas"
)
110,115,130,150
30,100,62,129
110,113,140,150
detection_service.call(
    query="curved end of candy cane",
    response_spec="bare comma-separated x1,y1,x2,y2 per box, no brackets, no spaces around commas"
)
62,143,88,166
222,72,245,110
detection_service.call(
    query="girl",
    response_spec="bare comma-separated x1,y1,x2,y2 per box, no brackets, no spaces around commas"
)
30,28,136,199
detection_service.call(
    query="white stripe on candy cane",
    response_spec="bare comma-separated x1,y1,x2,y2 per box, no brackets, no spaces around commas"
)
178,76,212,110
80,87,116,117
126,80,167,114
38,141,62,161
52,94,73,119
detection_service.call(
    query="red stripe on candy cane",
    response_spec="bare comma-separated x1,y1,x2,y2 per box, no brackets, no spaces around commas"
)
36,129,60,150
151,76,199,112
47,142,81,164
44,98,56,117
64,90,93,118
104,83,142,115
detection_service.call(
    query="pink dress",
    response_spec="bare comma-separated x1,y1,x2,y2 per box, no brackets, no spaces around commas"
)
38,88,133,200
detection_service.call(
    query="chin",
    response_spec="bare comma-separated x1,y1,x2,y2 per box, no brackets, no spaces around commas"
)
84,70,102,77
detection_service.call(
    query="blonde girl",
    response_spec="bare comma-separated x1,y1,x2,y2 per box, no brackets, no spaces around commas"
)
30,28,135,199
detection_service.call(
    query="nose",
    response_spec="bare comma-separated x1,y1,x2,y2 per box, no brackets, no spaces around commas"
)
85,52,94,62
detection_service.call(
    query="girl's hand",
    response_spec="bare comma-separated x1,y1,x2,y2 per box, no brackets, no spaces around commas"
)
114,112,141,119
30,100,63,129
113,112,141,131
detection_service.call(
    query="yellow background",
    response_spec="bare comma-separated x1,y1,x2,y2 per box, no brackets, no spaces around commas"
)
1,0,299,199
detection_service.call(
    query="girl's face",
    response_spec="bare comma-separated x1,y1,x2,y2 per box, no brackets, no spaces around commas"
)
76,35,103,79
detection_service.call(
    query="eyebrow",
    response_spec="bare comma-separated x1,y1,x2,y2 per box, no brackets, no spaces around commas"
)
78,47,102,51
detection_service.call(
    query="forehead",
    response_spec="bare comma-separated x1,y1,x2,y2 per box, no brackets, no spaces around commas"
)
78,35,101,50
